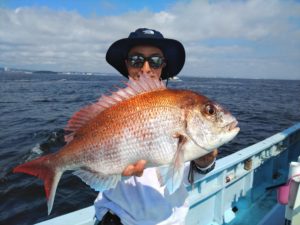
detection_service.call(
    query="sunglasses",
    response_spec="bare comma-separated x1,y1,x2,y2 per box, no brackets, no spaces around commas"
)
127,55,165,69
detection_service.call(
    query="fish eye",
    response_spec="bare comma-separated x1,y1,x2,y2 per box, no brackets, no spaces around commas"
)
205,103,216,116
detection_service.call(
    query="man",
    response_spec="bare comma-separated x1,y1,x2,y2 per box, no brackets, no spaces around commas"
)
94,28,218,225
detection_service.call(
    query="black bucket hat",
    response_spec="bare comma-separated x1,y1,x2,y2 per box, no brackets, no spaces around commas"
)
106,28,185,80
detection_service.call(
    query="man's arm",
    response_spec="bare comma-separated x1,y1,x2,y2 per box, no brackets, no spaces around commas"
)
187,149,218,185
192,149,218,173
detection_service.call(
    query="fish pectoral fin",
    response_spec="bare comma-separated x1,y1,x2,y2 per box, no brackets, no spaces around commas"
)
73,169,121,192
156,133,187,194
156,164,185,195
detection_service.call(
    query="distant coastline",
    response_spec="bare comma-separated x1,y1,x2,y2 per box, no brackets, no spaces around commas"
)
33,70,58,74
0,67,108,76
0,67,299,81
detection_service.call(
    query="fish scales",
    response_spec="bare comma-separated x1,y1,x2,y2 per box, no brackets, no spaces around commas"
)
58,89,188,174
13,77,240,214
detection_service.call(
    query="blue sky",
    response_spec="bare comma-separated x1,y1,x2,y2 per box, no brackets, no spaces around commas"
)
1,0,177,16
0,0,300,79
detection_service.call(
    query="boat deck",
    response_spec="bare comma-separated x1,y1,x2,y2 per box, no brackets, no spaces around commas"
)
227,190,284,225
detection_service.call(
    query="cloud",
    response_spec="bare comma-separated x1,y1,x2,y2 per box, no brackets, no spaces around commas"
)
0,0,299,79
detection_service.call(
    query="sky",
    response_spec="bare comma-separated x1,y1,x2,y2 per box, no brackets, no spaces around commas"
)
0,0,300,80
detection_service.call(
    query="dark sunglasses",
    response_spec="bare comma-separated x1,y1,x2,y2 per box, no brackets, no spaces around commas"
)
127,55,165,69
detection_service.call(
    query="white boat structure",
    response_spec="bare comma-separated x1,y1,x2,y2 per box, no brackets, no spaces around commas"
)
169,76,182,82
36,123,300,225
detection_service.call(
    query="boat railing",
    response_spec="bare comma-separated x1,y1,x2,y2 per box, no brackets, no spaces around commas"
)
185,122,300,225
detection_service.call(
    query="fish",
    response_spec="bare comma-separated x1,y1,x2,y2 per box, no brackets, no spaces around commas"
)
13,76,239,214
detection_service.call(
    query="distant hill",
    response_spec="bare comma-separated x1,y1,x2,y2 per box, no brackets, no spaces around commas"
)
33,70,58,74
0,67,109,76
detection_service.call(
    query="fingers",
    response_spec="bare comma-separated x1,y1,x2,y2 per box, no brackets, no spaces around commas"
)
194,149,218,168
122,165,135,176
211,149,218,158
122,160,147,177
134,160,147,177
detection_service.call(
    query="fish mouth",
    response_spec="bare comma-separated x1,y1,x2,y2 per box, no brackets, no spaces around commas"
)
225,120,239,131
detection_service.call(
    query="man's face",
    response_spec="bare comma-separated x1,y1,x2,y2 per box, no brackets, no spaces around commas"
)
126,45,165,80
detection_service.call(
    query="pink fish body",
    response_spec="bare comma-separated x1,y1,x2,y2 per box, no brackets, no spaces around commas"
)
14,77,239,214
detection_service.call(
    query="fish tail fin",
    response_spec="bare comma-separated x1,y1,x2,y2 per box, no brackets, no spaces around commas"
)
13,155,63,215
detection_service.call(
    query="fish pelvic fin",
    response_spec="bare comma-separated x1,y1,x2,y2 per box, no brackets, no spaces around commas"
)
13,155,63,215
64,76,166,143
156,133,187,194
73,169,121,192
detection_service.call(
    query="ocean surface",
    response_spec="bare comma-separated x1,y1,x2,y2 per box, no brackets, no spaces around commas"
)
0,72,299,225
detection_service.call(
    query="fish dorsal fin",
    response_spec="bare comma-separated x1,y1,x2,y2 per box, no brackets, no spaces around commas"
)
64,76,166,143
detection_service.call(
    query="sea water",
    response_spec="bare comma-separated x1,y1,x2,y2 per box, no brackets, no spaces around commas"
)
0,72,299,225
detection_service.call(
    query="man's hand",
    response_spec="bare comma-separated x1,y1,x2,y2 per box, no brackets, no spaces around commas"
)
193,149,218,168
122,160,147,177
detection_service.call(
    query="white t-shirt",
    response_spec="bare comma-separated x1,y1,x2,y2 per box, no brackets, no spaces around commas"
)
94,167,190,225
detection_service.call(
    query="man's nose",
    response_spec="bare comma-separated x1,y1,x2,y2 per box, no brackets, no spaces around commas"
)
141,61,151,74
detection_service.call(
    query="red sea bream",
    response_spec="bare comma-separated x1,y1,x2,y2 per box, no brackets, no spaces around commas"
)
14,77,239,214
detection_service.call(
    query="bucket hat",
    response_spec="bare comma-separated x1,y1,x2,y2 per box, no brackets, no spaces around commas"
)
106,28,185,80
